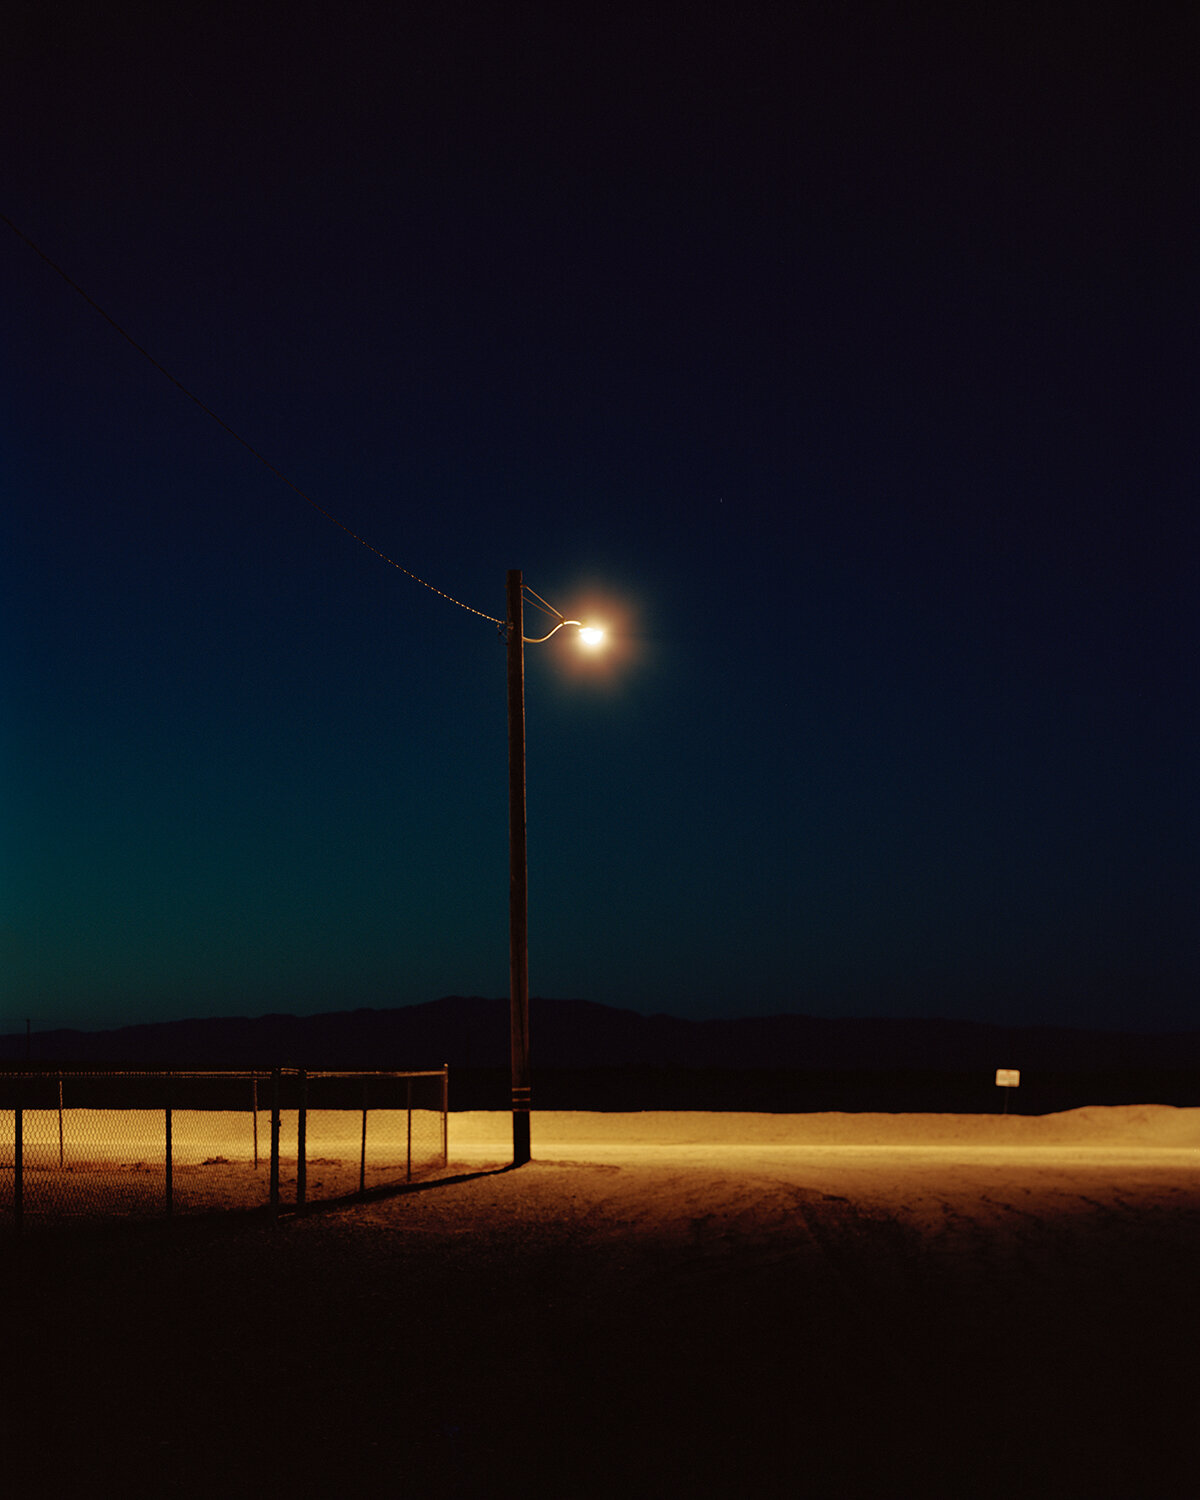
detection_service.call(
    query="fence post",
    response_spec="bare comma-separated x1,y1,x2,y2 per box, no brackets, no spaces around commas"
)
251,1073,259,1170
14,1099,23,1238
442,1063,449,1168
58,1072,64,1169
296,1068,307,1211
165,1072,173,1218
359,1077,368,1195
269,1068,280,1221
406,1076,413,1182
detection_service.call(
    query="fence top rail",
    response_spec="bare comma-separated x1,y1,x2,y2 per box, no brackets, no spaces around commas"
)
0,1068,268,1080
304,1068,447,1080
0,1066,448,1082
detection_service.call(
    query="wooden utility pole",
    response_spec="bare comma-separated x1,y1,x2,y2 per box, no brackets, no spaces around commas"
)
506,569,531,1166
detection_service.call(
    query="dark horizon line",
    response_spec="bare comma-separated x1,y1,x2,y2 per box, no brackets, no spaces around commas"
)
3,993,1198,1044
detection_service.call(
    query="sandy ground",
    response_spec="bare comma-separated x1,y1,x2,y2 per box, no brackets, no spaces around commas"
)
3,1105,1198,1498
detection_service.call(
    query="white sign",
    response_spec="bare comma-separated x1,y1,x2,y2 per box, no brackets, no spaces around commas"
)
995,1069,1020,1088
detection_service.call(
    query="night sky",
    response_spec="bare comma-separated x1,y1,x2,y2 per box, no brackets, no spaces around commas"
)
3,5,1195,1034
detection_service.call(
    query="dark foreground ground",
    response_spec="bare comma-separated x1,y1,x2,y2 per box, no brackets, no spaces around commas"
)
3,1126,1198,1499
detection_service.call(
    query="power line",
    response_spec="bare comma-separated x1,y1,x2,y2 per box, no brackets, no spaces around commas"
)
2,213,504,627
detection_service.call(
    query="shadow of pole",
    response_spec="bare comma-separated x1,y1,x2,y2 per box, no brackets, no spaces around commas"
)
273,1161,522,1221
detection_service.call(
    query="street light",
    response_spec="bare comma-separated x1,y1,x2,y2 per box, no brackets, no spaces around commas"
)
505,568,604,1166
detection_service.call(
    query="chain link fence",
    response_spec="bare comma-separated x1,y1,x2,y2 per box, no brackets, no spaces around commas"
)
0,1066,448,1234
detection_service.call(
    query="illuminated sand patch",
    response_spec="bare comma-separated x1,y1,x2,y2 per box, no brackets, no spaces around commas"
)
5,1103,1195,1217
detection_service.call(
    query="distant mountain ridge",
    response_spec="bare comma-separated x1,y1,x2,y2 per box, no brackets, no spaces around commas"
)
2,996,1198,1072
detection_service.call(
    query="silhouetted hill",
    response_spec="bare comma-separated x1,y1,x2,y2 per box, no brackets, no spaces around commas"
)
2,995,1198,1073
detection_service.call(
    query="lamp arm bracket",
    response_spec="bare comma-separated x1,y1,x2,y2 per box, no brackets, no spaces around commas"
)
521,619,583,645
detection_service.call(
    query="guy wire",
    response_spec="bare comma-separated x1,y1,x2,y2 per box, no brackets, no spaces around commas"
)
522,586,565,621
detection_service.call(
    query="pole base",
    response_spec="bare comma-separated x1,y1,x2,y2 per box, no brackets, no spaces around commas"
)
512,1100,531,1167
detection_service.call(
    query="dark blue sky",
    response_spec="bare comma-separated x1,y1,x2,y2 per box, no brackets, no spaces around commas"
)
3,4,1195,1033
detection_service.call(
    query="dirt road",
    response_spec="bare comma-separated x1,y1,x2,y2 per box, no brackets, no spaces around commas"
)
3,1108,1197,1498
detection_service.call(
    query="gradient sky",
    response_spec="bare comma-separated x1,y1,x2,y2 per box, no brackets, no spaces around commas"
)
3,5,1195,1033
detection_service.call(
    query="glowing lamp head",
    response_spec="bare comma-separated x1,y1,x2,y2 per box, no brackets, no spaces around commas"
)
578,625,606,648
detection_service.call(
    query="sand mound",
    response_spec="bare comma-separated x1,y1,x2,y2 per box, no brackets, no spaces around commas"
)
451,1102,1200,1149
